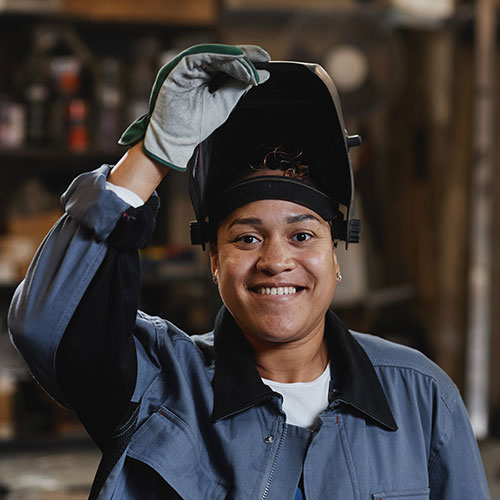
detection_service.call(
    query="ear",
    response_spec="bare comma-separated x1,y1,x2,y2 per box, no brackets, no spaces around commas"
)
333,250,340,274
209,243,219,281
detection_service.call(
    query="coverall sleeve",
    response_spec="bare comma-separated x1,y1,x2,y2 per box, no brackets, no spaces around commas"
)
428,391,490,499
8,165,159,445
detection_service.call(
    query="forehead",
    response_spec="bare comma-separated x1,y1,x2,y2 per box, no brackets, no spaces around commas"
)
221,199,330,228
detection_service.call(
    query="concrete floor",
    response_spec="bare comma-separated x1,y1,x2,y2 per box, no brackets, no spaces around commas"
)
480,439,500,499
0,439,499,499
0,445,99,500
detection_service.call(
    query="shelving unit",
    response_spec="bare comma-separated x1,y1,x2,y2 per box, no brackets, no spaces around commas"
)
0,5,221,445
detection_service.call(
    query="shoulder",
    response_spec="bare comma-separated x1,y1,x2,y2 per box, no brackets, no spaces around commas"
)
352,330,460,407
135,310,215,363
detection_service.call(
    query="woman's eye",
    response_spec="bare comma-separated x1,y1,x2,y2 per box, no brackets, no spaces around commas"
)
292,232,312,242
237,235,259,244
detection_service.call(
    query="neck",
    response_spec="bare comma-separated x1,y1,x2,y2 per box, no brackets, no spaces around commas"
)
246,329,329,383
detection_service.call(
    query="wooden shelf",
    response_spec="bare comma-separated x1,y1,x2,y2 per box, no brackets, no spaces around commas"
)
0,433,95,453
0,148,122,174
0,5,219,29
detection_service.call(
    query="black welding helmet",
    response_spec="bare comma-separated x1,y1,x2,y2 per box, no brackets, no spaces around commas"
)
187,61,362,249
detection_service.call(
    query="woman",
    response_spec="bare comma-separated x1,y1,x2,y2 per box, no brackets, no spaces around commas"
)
9,45,489,499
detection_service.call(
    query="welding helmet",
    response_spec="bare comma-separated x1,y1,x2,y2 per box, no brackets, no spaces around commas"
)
187,61,362,249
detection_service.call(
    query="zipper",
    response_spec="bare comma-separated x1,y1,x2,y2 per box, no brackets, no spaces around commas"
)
261,422,288,500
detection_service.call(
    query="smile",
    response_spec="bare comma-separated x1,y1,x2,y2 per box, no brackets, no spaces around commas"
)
257,286,298,296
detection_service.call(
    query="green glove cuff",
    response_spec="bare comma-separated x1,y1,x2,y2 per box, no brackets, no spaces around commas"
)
119,113,149,147
140,144,185,172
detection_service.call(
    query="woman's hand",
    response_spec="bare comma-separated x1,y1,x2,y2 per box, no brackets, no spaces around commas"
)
119,44,270,171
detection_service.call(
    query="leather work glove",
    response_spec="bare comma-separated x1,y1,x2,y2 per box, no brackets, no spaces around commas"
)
119,44,271,171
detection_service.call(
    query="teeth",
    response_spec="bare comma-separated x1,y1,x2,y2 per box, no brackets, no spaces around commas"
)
258,286,297,295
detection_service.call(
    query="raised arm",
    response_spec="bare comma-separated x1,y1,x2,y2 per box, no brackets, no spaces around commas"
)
9,44,271,443
55,162,161,447
8,161,143,407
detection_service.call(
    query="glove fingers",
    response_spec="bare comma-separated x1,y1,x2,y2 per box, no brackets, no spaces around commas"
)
233,59,270,85
237,45,271,63
177,50,269,88
221,57,260,85
256,69,270,85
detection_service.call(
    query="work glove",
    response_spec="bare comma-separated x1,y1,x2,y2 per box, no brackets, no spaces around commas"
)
119,43,271,171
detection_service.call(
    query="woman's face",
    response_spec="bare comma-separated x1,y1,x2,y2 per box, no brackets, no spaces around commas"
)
210,199,339,347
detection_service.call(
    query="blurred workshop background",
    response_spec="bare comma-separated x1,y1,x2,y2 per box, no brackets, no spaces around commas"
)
0,0,500,498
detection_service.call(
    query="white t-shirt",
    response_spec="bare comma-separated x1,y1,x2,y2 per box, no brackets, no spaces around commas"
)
106,182,144,207
262,364,331,429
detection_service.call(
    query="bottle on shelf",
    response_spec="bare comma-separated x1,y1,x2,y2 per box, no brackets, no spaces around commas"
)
23,55,53,148
51,56,89,152
126,36,159,126
0,94,25,150
95,57,123,151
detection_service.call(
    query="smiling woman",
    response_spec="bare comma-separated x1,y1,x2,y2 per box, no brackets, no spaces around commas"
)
8,44,489,500
212,198,337,380
204,146,341,379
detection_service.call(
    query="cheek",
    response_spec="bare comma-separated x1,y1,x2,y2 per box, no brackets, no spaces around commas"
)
216,254,255,313
308,246,336,269
216,250,251,285
307,249,337,289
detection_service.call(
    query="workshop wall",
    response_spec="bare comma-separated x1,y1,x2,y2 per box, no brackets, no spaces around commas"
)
0,0,499,446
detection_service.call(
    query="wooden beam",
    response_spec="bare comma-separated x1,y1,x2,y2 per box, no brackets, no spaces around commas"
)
63,0,218,25
465,0,497,439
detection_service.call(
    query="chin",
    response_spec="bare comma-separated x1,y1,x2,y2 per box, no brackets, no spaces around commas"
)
242,319,309,345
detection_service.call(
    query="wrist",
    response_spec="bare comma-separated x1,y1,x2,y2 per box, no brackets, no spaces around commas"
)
109,141,169,201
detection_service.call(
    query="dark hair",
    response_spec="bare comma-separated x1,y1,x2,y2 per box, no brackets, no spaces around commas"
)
251,147,310,180
214,145,329,193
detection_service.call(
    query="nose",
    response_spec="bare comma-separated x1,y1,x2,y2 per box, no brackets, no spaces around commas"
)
256,237,296,275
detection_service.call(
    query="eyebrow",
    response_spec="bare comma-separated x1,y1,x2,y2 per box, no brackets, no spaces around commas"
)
228,217,262,229
228,214,322,229
286,214,322,225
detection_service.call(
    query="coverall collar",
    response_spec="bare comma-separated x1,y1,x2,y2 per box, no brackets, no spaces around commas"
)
212,306,398,431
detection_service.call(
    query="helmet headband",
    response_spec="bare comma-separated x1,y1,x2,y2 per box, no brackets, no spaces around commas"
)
208,175,341,227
